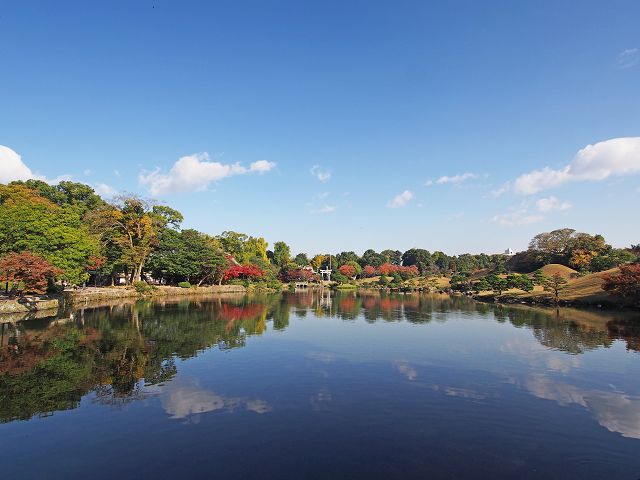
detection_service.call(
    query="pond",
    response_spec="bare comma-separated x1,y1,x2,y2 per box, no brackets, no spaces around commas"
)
1,292,639,479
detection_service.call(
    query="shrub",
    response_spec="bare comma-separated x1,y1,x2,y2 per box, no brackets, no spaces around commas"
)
133,281,155,295
177,281,192,288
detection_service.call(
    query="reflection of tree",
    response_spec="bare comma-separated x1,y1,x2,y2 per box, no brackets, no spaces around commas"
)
2,291,639,424
0,328,95,422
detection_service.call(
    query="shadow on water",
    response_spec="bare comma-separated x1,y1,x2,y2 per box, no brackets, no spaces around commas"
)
1,291,638,423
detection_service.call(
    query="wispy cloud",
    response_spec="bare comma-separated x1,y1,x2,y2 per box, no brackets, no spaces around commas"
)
617,48,639,69
388,190,414,208
536,196,572,212
139,153,276,195
492,202,543,227
426,172,477,186
94,183,119,198
310,165,331,182
311,205,336,214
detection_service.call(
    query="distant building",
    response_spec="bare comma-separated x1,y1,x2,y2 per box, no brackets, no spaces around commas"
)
504,248,515,256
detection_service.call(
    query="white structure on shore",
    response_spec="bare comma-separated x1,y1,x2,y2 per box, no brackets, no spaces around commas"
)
504,248,515,256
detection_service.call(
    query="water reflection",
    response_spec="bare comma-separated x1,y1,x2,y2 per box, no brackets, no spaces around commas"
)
1,291,639,431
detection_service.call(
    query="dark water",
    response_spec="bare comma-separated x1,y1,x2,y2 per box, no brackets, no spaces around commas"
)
1,292,639,479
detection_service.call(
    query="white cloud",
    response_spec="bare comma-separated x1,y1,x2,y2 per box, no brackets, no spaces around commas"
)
618,48,639,69
249,159,276,173
310,165,331,182
139,153,276,195
536,196,572,212
94,183,118,198
513,137,640,195
0,144,70,184
434,172,476,185
311,205,336,214
0,145,37,183
388,190,414,208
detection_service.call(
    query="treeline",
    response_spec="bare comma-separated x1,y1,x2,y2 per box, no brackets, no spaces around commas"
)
0,180,637,294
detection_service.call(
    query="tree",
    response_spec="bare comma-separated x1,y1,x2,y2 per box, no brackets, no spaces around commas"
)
401,249,433,275
486,274,508,295
360,249,386,268
603,264,640,305
310,255,325,271
528,228,576,264
335,251,360,267
543,273,568,303
339,264,356,278
87,197,181,283
0,251,63,294
381,249,403,266
473,278,491,293
294,253,309,266
272,241,291,268
363,265,377,277
507,274,534,292
223,265,264,282
0,183,98,284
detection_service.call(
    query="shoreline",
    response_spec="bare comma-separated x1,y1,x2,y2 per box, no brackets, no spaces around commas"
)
0,285,247,318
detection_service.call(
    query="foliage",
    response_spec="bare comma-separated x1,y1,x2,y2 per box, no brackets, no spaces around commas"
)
87,197,182,283
177,281,192,288
222,265,265,282
272,241,291,268
603,264,640,304
401,249,434,275
294,253,309,266
363,265,377,277
543,273,568,303
0,251,63,294
0,183,98,284
282,268,318,282
133,281,155,295
338,264,357,278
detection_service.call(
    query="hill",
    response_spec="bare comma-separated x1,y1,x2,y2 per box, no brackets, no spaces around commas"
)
538,264,578,279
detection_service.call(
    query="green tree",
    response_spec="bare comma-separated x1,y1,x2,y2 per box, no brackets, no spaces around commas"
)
272,241,291,268
401,248,433,275
294,253,309,266
543,273,568,303
0,183,98,284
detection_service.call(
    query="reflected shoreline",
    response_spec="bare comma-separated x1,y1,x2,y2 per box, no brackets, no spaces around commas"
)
1,292,639,426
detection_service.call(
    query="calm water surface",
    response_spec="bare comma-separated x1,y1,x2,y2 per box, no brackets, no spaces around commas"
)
1,292,639,479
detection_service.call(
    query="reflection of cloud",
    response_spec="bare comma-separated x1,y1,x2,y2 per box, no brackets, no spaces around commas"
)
310,388,333,411
307,351,337,363
161,381,271,419
393,360,417,381
525,375,640,439
430,385,486,400
501,338,581,373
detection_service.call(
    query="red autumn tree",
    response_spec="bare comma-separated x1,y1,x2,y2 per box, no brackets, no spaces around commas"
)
603,264,640,305
222,265,265,282
363,265,377,278
0,251,64,294
339,264,356,278
283,268,318,282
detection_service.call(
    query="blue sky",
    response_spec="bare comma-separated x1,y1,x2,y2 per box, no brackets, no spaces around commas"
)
1,0,639,256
